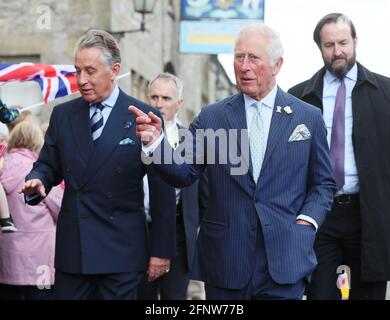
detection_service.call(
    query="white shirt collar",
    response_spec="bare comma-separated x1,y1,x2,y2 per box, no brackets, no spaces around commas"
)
90,83,119,108
324,63,358,85
243,84,278,111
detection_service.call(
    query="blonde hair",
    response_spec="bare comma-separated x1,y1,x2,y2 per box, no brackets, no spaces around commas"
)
8,121,44,154
6,110,35,133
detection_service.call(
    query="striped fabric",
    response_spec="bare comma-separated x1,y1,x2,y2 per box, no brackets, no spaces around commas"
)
90,104,105,142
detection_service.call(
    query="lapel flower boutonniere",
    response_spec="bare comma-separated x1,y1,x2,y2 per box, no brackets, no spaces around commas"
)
124,121,132,129
283,106,293,114
276,106,282,113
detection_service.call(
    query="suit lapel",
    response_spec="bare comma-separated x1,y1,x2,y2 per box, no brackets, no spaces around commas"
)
224,94,254,194
224,93,251,172
69,99,94,163
260,88,294,176
79,91,135,187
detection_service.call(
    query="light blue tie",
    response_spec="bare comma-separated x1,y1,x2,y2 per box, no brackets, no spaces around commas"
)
249,102,265,182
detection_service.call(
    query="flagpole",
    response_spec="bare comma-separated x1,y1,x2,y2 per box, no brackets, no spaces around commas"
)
19,72,131,113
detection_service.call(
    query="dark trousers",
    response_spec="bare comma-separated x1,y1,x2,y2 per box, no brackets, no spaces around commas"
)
307,197,387,300
0,283,54,300
205,222,305,300
54,270,144,300
138,221,190,300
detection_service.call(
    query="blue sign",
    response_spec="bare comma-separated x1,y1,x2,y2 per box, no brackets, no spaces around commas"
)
181,0,264,20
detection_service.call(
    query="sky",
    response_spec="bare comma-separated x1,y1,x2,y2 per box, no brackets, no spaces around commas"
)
218,0,390,90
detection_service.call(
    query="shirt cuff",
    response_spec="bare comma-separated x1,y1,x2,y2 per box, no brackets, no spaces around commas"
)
296,214,318,231
142,133,164,157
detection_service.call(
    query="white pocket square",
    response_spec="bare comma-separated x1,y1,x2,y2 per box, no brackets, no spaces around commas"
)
288,124,311,142
119,137,135,145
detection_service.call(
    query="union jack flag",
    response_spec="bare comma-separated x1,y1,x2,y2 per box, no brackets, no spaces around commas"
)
0,63,78,103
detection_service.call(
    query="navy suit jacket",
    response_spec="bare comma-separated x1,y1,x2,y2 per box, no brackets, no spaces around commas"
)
173,124,208,268
26,90,176,274
151,123,207,269
152,88,335,289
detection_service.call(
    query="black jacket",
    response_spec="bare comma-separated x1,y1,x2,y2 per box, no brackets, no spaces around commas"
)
289,62,390,281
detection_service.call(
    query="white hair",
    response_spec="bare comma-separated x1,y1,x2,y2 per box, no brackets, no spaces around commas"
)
236,23,284,66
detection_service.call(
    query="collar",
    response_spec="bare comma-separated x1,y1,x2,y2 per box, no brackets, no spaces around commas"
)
165,115,181,130
90,84,119,109
166,119,178,133
165,119,180,149
301,62,378,99
243,84,277,111
324,63,358,84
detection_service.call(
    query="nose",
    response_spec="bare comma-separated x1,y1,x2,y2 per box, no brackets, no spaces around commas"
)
238,56,251,71
77,71,88,86
155,98,163,109
334,44,342,57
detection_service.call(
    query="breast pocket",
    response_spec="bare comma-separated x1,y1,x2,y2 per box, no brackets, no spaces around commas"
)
285,138,311,165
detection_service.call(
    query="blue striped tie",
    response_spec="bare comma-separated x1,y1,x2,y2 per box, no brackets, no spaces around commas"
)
90,103,105,143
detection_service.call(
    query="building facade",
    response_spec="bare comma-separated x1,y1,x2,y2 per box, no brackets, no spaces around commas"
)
0,0,236,125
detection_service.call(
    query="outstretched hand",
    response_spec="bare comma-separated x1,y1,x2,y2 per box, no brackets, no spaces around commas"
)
128,105,163,145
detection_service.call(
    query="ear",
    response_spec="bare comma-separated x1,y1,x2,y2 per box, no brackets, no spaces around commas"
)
176,99,183,112
272,57,283,76
111,63,121,79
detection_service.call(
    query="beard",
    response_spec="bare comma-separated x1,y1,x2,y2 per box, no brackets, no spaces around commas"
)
323,51,356,79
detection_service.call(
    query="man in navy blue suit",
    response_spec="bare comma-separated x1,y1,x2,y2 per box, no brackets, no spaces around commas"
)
21,30,176,300
130,23,335,300
138,73,208,300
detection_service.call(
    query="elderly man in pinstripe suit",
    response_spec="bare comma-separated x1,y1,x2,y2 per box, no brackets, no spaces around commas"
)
130,23,335,300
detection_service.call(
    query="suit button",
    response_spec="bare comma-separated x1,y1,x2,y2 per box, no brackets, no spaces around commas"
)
109,216,114,220
106,192,113,198
251,224,257,231
116,167,123,174
66,167,71,173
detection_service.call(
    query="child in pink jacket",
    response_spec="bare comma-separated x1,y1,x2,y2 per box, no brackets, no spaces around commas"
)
0,98,20,232
0,121,63,299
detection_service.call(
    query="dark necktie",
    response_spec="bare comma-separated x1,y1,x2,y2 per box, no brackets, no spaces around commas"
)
330,79,346,190
90,103,105,143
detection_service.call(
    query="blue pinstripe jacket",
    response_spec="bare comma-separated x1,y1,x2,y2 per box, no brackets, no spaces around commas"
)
153,87,335,289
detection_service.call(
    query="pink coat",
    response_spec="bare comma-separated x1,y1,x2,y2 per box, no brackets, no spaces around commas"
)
0,148,63,285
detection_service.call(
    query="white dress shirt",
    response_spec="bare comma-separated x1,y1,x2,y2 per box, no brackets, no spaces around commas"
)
323,64,359,195
89,84,119,128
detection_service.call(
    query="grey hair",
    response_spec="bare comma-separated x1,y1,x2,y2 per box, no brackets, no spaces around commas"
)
149,72,183,100
236,23,284,66
74,29,121,66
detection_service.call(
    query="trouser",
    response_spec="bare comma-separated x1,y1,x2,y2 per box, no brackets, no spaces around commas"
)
307,194,387,300
205,221,305,300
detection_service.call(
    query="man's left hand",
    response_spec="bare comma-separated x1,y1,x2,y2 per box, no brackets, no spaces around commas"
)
147,257,171,282
296,219,315,229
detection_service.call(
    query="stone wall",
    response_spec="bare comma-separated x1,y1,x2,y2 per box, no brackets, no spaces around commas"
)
0,0,235,125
